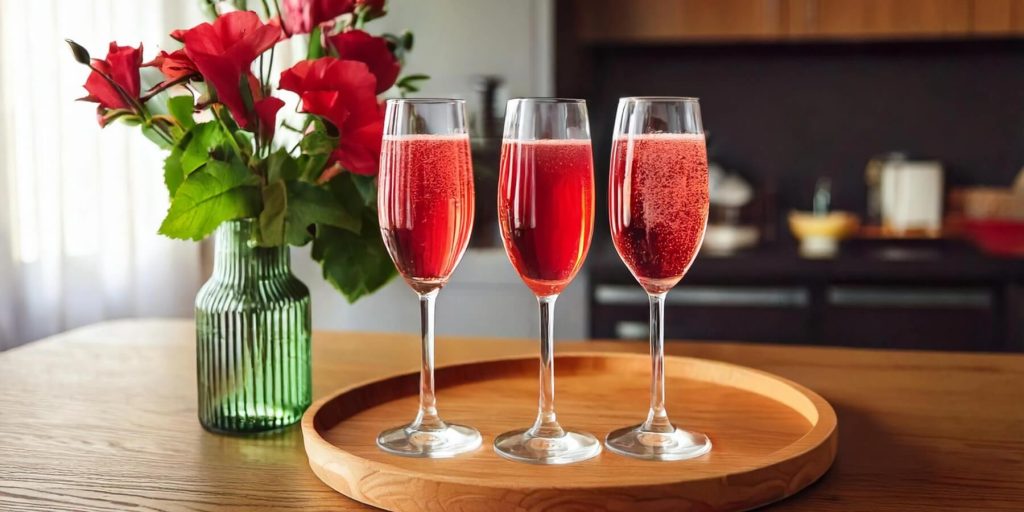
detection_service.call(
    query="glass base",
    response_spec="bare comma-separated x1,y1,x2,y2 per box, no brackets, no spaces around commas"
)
493,428,602,464
605,424,712,461
377,422,482,458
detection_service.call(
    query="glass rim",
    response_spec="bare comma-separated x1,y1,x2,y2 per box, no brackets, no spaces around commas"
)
620,96,700,103
507,97,586,104
385,97,465,105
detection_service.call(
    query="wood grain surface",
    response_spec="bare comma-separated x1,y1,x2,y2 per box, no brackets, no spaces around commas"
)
1,319,1022,511
304,353,837,512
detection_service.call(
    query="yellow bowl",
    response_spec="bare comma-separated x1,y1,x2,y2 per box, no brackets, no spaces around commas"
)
788,211,861,240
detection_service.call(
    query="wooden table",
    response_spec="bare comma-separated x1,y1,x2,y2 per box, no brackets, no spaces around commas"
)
1,319,1022,511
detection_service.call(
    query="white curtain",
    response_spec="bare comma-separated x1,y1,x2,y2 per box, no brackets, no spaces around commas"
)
0,0,206,349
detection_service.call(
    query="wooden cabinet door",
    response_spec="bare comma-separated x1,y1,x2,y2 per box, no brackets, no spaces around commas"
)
972,0,1024,35
786,0,971,38
574,0,788,43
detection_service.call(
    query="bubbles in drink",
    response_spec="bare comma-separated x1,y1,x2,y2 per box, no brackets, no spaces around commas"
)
609,133,709,294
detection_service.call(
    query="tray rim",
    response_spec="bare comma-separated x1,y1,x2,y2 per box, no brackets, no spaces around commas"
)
302,351,838,491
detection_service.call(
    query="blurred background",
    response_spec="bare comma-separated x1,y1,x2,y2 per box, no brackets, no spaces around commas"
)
1,0,1022,352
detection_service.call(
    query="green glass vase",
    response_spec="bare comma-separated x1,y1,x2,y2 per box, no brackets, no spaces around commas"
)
195,219,312,434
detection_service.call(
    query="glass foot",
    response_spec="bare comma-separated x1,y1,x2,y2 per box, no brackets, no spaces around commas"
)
377,422,481,458
493,428,602,464
605,424,712,461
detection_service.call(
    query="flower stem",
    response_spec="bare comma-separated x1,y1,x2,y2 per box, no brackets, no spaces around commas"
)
141,74,197,102
213,106,248,165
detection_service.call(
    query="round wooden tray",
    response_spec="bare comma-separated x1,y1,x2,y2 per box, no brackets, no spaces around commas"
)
302,353,838,512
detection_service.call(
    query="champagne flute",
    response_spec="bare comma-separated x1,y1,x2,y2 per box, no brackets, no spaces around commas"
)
494,98,600,464
606,97,712,461
376,98,481,458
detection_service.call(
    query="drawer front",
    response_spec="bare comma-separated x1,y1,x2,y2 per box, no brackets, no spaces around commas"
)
823,286,997,350
592,285,812,343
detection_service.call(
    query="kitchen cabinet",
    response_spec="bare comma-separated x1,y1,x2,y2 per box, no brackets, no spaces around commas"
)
972,0,1024,34
566,0,1024,43
574,0,789,43
786,0,972,39
588,244,1024,352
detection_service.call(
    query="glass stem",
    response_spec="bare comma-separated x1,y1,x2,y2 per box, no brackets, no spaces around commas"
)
413,289,446,431
530,294,565,438
642,292,675,434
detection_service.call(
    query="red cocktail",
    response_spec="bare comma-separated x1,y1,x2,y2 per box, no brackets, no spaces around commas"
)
609,133,709,294
379,134,475,293
498,139,594,296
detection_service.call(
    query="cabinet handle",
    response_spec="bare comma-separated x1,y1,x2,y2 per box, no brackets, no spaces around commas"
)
595,285,809,308
827,287,991,308
615,321,649,340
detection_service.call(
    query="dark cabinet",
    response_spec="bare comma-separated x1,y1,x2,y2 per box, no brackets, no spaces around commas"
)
592,284,812,344
588,246,1024,352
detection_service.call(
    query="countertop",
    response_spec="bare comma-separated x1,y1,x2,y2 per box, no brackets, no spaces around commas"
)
1,319,1023,511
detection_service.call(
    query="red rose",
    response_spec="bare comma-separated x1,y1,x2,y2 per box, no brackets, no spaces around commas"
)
279,58,384,177
144,50,199,81
279,0,355,35
179,11,282,129
81,42,143,111
327,30,399,93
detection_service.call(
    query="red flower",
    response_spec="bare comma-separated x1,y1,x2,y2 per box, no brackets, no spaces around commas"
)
254,96,285,142
279,0,355,35
179,11,282,129
144,50,199,81
279,58,384,177
81,42,143,111
327,30,399,93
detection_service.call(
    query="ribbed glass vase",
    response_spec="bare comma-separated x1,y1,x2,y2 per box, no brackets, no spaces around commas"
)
195,219,312,434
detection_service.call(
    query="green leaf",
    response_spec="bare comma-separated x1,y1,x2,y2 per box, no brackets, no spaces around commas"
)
307,25,324,60
158,160,260,240
168,95,195,129
298,153,331,183
325,173,366,209
350,174,377,207
286,181,360,245
141,125,172,149
312,216,396,303
396,74,429,95
396,74,430,88
399,73,429,82
259,180,287,246
181,121,228,176
266,149,299,183
163,144,185,198
233,130,254,156
401,31,414,51
300,129,337,156
65,39,90,65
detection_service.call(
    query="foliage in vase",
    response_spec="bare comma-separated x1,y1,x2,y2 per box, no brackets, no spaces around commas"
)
67,0,428,302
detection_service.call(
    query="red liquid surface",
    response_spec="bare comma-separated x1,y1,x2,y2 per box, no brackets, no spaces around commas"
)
609,134,709,294
499,139,595,296
378,135,475,293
